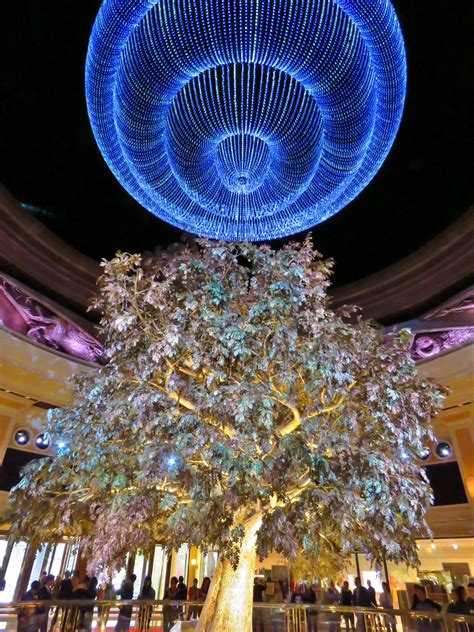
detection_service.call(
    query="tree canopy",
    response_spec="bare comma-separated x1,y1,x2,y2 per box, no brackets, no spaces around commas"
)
6,239,445,574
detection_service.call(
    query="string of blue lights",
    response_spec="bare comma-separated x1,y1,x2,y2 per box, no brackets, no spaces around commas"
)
86,0,406,241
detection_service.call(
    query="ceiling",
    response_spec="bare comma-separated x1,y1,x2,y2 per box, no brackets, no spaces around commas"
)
2,0,472,286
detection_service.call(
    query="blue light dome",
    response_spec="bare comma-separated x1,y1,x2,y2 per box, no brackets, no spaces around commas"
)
86,0,406,241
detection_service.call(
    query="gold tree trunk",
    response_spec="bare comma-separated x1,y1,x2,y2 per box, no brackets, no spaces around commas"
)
196,513,262,632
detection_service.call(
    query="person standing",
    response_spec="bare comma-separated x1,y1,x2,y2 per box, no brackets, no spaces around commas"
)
18,581,40,632
253,578,266,632
50,570,73,630
323,580,341,632
353,577,372,632
340,581,355,631
115,574,136,632
186,578,200,621
83,577,98,632
98,580,116,629
447,586,470,615
467,582,474,616
138,576,155,630
410,585,441,632
379,582,396,632
176,576,187,620
195,577,211,620
71,570,81,592
199,577,211,602
163,577,179,632
304,582,318,632
176,576,187,600
367,581,377,607
37,574,54,632
58,572,73,599
139,576,155,600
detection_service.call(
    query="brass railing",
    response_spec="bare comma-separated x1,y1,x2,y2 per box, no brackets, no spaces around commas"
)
0,599,472,632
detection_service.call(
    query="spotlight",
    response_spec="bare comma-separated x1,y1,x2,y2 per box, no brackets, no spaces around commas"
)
430,543,436,550
35,433,51,450
435,442,452,459
452,544,458,550
14,429,30,446
419,447,431,461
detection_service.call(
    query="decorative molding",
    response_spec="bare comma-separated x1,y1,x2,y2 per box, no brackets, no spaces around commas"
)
331,207,474,323
1,184,472,324
392,286,474,362
411,328,474,362
0,273,103,364
0,184,100,315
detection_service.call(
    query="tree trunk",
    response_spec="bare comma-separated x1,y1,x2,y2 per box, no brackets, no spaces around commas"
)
196,513,262,632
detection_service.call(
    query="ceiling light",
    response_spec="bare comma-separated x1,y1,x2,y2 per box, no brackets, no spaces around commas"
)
86,0,406,240
35,433,51,450
14,429,30,446
435,442,452,459
419,447,431,461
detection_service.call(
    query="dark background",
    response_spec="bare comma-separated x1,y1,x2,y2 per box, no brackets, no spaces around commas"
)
2,1,473,286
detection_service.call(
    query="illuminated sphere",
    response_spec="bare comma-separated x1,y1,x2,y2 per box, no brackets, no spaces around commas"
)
86,0,406,241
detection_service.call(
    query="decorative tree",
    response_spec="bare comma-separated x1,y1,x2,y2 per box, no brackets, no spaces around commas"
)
6,239,445,631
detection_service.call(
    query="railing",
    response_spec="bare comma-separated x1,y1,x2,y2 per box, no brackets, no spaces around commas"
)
1,599,472,632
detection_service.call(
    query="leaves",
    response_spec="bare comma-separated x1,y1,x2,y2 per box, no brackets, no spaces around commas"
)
4,239,446,575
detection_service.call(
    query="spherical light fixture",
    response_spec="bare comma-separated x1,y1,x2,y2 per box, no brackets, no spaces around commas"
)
14,429,30,446
86,0,406,241
419,447,431,461
435,441,452,459
35,433,51,450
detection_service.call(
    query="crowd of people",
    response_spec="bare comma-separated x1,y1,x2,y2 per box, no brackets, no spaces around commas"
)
17,570,211,632
16,568,474,632
283,577,384,632
253,577,474,632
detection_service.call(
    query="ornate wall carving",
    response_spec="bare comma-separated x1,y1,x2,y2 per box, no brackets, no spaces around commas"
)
0,274,103,364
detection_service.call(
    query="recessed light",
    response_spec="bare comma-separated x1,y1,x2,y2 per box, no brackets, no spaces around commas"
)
35,433,51,450
14,429,30,446
435,442,452,459
419,447,431,461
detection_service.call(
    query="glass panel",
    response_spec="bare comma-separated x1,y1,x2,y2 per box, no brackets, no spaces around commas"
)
111,565,127,591
64,542,79,572
28,545,48,587
3,541,27,601
133,552,146,597
175,545,189,581
49,542,66,578
355,553,384,605
203,551,218,580
151,546,166,599
0,540,7,568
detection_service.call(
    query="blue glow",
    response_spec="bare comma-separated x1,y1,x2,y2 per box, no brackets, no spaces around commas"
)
86,0,406,241
166,455,177,468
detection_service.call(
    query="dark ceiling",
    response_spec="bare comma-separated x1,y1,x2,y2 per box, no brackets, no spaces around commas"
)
2,1,472,287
